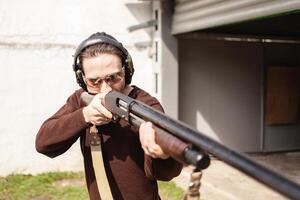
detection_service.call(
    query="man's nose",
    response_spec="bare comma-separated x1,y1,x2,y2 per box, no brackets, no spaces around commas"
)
99,81,112,93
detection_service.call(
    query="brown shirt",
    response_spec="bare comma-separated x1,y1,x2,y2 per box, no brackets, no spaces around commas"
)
36,86,183,200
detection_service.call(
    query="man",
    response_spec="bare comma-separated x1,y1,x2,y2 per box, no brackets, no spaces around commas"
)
35,32,182,200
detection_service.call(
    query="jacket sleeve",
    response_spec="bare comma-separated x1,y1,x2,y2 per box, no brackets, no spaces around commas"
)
35,90,88,158
140,93,183,181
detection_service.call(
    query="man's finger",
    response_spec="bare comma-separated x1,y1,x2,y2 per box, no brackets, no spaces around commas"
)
91,95,112,119
139,122,146,146
144,122,156,146
98,104,113,119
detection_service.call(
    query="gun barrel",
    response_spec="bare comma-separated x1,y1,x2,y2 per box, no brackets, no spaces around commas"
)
105,91,300,200
107,92,210,168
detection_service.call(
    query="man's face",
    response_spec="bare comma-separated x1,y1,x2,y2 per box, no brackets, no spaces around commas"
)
82,53,125,94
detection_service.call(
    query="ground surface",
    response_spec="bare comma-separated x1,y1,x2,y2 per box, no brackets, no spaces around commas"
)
173,152,300,200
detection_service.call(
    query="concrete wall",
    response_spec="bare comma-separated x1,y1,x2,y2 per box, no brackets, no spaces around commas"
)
178,38,263,152
159,0,179,119
0,0,153,175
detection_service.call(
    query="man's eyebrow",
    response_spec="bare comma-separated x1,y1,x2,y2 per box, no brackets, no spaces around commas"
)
106,71,121,76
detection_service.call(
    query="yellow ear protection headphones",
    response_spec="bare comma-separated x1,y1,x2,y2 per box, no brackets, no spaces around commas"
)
72,32,134,91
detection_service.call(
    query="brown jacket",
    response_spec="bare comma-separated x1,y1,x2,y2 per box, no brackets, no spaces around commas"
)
36,86,183,200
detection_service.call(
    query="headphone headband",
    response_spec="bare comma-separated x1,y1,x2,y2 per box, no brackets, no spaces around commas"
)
73,36,129,71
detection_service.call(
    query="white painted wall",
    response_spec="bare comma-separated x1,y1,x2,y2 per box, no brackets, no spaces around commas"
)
0,0,153,175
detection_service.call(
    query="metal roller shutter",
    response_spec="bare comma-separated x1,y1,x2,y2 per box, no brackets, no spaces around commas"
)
172,0,300,34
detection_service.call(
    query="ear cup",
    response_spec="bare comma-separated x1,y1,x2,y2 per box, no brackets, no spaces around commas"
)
124,54,134,84
73,32,134,90
75,69,87,91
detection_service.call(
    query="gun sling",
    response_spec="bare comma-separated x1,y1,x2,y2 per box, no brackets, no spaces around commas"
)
90,125,114,200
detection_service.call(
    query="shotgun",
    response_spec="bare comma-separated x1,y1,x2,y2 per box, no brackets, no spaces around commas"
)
81,91,300,200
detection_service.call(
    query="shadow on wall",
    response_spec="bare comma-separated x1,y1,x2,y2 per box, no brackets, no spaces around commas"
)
179,38,263,152
195,111,221,142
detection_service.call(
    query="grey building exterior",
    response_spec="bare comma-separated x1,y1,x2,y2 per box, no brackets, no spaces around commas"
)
150,0,300,152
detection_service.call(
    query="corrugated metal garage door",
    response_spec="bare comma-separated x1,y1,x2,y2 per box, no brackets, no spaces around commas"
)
172,0,300,34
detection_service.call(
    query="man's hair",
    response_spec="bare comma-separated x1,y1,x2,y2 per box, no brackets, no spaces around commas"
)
78,43,124,68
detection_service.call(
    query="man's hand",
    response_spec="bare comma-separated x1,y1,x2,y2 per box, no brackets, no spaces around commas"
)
139,122,169,159
82,92,113,126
